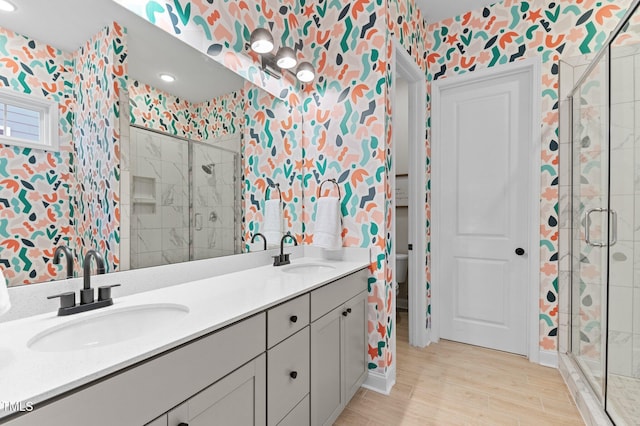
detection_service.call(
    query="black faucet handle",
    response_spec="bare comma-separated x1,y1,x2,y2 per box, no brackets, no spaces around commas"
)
80,288,94,305
47,292,76,309
273,253,291,266
98,284,121,302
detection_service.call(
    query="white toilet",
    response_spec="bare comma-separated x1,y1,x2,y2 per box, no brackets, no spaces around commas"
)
396,253,409,312
396,253,408,285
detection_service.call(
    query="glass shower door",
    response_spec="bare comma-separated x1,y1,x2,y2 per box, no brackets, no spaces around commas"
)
570,49,610,400
606,11,640,423
191,142,240,260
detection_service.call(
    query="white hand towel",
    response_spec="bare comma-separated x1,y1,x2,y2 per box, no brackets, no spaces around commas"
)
263,199,283,244
0,269,11,316
314,197,342,249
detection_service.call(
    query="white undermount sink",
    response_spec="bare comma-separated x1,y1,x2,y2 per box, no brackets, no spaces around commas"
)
27,303,189,352
281,263,336,274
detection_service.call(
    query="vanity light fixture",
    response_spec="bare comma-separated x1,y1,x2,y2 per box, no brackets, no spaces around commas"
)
296,62,315,83
0,0,16,12
159,73,175,83
250,28,274,54
275,47,297,69
249,28,315,83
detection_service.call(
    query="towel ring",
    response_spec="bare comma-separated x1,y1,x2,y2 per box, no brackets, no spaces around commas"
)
318,178,341,200
267,182,282,201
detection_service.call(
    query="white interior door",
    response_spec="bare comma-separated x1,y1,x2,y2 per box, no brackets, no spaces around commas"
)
437,67,533,355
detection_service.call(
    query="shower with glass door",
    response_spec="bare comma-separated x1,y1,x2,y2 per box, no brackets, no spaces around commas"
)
567,1,640,423
129,126,241,269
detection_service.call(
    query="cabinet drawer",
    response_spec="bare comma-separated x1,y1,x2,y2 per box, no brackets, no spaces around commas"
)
268,294,309,348
311,269,368,321
267,327,310,426
278,394,309,426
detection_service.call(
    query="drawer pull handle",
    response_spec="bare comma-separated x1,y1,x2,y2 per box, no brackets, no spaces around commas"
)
290,315,298,323
178,423,189,426
342,311,348,317
347,308,352,314
290,371,298,379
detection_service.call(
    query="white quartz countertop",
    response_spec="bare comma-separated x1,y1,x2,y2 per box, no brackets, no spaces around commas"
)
0,256,369,419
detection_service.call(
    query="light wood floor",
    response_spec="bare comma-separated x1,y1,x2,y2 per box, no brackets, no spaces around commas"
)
335,311,584,425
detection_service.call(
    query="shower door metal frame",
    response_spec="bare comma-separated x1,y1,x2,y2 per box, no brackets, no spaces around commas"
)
567,1,640,423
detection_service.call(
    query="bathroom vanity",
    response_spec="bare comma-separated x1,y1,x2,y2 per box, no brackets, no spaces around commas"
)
0,254,369,426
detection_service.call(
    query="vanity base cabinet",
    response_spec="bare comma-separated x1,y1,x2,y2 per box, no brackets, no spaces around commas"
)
344,290,368,402
5,313,266,426
310,269,368,426
167,353,266,426
3,267,369,426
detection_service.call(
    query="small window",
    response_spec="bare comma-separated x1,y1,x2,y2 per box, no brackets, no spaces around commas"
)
0,90,59,151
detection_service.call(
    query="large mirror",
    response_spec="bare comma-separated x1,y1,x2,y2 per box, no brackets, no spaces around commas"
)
0,0,303,286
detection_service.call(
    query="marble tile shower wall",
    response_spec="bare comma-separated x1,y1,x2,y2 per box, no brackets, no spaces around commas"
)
608,48,640,378
130,127,189,268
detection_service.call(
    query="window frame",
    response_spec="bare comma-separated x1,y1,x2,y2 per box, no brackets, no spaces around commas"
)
0,89,59,151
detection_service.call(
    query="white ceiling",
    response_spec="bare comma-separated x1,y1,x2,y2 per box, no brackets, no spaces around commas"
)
0,0,245,103
415,0,499,24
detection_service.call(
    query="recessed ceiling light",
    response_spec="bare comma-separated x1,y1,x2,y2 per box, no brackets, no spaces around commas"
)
159,73,175,83
0,0,16,12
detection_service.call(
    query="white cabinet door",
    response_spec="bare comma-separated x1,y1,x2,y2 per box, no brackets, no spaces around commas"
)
310,305,343,426
343,291,367,402
168,354,266,426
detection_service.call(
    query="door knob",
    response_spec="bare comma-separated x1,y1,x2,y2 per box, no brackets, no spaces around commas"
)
515,248,525,256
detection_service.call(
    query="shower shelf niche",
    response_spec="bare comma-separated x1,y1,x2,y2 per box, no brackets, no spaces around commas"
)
132,176,157,214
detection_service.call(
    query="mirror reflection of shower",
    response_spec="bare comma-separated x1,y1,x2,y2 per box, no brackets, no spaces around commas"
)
201,163,217,187
130,127,241,268
192,139,241,261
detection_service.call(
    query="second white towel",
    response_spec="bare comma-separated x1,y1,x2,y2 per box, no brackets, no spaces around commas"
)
263,199,283,244
314,197,342,250
0,268,11,316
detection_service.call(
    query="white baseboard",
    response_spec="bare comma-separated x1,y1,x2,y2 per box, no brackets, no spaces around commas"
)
539,349,559,368
362,366,396,395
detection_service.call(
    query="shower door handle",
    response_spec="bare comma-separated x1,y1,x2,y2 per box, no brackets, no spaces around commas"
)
609,209,617,247
584,208,608,247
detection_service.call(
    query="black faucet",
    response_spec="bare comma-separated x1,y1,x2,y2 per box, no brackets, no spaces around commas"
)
273,233,298,266
47,250,120,316
53,245,74,279
251,233,267,251
82,250,105,304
